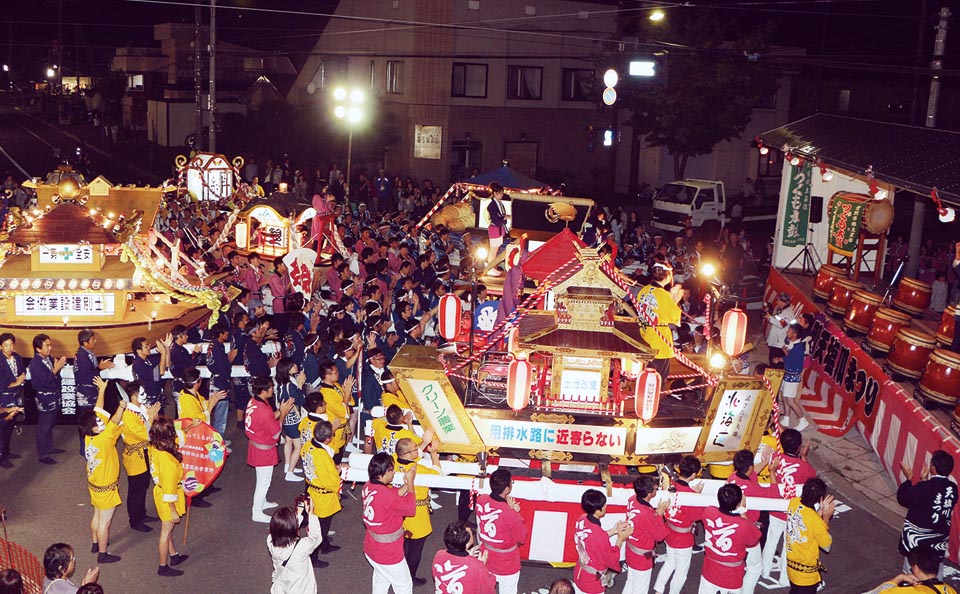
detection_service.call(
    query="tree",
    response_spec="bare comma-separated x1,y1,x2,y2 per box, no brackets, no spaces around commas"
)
621,11,778,179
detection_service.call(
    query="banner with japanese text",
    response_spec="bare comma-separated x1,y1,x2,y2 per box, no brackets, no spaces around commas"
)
283,248,317,297
782,161,812,247
174,419,228,497
827,193,866,257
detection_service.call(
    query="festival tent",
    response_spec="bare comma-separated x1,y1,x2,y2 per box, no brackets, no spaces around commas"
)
460,164,547,190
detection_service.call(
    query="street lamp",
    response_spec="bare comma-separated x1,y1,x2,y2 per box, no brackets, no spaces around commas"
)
331,86,365,202
649,9,666,21
46,67,55,79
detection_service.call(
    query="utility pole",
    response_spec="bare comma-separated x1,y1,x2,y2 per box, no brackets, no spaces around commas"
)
905,6,950,278
194,0,202,149
208,0,217,153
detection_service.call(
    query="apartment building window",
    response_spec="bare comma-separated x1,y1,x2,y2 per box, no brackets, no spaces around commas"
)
386,60,404,94
127,74,144,90
837,89,851,112
507,66,542,100
561,68,593,101
452,63,488,98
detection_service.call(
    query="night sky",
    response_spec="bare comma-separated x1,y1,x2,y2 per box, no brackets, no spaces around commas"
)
0,0,950,82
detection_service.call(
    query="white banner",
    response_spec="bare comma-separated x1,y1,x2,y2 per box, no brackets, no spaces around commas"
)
283,247,317,297
15,293,116,316
472,417,627,456
414,125,442,160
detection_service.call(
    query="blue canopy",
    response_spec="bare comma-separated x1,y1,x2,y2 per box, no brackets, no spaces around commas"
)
460,165,546,190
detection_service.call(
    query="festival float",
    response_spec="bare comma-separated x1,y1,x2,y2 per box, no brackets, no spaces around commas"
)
346,228,780,563
0,161,229,359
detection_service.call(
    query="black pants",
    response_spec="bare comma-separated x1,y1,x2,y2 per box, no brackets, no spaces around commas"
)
76,405,94,454
457,490,473,522
404,536,427,578
0,416,14,457
650,357,671,380
319,515,334,552
36,410,56,458
127,471,150,526
789,582,820,594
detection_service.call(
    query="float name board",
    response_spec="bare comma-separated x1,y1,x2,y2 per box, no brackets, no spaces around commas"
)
38,244,95,264
473,418,627,455
405,378,472,445
15,293,116,316
704,388,761,453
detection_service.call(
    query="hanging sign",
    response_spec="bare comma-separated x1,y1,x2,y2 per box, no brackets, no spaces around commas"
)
38,244,95,264
414,125,442,160
15,293,116,316
827,193,867,257
782,161,812,247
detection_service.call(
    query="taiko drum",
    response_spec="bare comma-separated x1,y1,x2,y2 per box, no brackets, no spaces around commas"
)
936,305,956,347
893,277,933,315
812,264,847,301
887,328,936,380
918,348,960,406
826,278,863,317
843,290,883,335
865,307,912,354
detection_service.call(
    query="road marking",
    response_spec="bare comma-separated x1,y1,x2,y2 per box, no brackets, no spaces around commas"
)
0,141,32,178
2,113,57,149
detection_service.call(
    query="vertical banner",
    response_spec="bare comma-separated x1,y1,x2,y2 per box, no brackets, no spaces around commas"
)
414,125,442,160
827,193,867,257
782,161,812,247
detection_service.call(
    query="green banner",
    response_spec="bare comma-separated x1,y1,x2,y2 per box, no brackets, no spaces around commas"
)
827,194,866,257
781,161,812,247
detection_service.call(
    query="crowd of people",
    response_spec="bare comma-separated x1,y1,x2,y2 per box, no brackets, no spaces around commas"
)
0,156,956,594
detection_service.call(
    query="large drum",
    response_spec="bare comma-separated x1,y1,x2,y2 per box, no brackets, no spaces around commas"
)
812,264,847,301
937,305,957,347
893,277,933,315
865,307,912,354
918,349,960,407
826,278,863,318
843,290,883,335
887,328,936,381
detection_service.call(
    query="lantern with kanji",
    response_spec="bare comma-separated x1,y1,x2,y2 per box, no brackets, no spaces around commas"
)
507,355,533,412
438,294,462,341
635,367,662,422
720,308,748,358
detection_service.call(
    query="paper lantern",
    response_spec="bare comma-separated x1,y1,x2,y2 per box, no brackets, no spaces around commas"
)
235,220,249,250
507,356,532,412
635,368,662,421
720,308,748,358
438,294,462,341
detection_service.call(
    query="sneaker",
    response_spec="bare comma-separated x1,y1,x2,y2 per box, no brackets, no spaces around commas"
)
320,544,341,554
252,512,272,523
97,552,121,564
170,553,189,567
311,557,329,569
39,457,57,465
780,416,791,427
285,472,304,482
130,523,152,533
293,468,303,474
262,501,278,510
90,543,99,554
796,418,810,432
158,565,184,577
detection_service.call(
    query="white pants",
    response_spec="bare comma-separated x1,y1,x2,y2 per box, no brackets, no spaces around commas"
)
622,566,652,594
741,544,761,594
761,516,788,586
494,571,520,594
697,576,741,594
653,545,692,594
252,465,273,516
366,555,413,594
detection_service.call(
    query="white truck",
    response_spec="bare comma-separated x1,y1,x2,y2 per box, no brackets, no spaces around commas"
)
650,178,777,232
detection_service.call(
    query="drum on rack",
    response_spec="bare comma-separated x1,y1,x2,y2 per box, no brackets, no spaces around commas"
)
887,328,936,381
893,277,933,315
826,278,863,318
812,264,847,301
936,305,956,347
864,307,912,355
918,349,960,407
843,290,883,335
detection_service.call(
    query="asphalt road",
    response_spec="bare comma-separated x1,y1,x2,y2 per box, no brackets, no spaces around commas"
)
0,421,908,594
0,104,156,184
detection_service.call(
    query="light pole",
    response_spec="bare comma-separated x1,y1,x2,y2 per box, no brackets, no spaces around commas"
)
332,87,365,203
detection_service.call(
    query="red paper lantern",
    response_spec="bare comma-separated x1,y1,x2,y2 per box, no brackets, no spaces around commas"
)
438,294,462,341
507,356,532,412
635,368,662,422
720,308,748,358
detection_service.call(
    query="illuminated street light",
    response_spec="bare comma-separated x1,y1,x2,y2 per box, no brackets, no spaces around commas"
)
331,87,367,201
2,65,8,72
46,68,55,79
649,9,665,22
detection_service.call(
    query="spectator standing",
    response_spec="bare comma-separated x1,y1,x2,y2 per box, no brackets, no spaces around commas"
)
741,178,756,203
897,450,958,567
42,543,99,594
764,293,795,368
785,478,834,594
29,333,66,464
780,324,809,431
268,502,324,594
